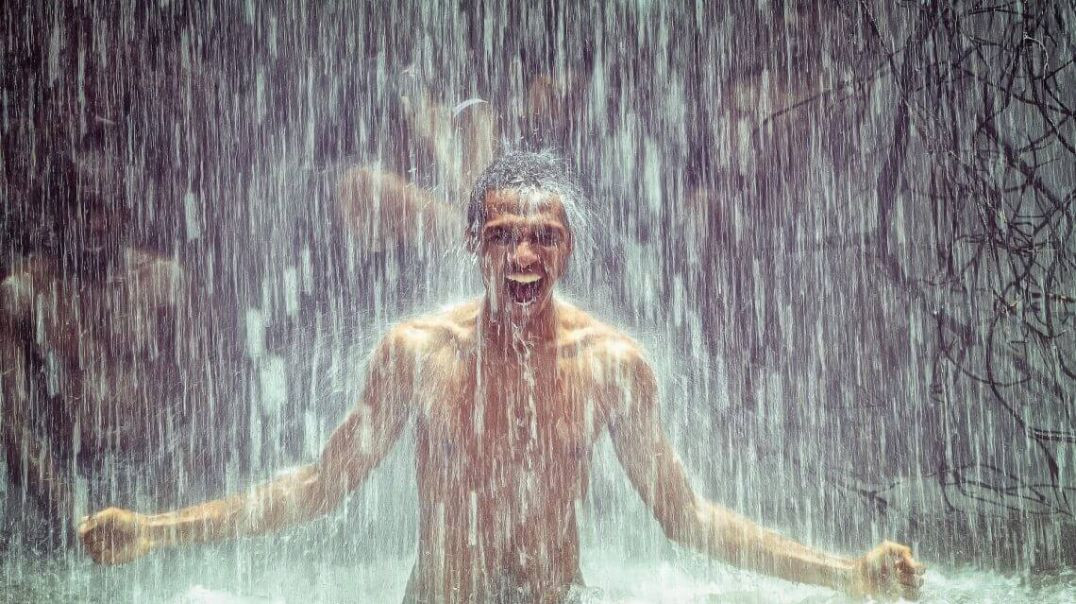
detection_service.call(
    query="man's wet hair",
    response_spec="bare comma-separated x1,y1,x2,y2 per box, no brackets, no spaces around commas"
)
466,150,588,247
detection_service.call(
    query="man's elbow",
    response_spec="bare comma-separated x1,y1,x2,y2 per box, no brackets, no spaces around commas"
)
654,499,707,548
299,462,358,521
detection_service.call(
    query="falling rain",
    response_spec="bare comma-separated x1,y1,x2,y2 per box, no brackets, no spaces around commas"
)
1,2,1073,603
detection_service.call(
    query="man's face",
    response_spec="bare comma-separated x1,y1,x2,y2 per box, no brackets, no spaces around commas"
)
475,189,573,323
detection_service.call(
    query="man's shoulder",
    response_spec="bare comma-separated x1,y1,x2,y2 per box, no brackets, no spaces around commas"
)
556,301,647,367
383,299,480,351
556,303,656,407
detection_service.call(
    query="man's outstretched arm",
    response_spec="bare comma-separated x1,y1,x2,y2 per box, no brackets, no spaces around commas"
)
79,325,418,564
606,349,925,600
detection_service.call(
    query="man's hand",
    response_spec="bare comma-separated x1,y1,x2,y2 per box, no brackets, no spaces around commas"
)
847,540,926,601
78,507,154,565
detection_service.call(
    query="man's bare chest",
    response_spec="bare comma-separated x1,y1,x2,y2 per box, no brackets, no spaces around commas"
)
414,352,607,485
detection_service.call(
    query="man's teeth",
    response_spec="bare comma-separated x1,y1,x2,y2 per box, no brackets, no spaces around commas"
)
507,274,542,284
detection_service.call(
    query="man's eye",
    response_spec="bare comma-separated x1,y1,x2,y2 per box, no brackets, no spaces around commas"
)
536,229,560,246
486,229,511,245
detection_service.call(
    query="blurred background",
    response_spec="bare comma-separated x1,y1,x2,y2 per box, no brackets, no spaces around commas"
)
1,1,1073,602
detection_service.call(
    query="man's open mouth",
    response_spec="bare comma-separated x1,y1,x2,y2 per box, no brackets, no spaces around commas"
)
506,273,543,304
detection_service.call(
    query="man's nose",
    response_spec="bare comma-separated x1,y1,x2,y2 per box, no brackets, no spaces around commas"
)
509,240,539,268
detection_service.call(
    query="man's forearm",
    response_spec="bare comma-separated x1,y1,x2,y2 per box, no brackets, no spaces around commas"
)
144,464,339,547
680,502,855,590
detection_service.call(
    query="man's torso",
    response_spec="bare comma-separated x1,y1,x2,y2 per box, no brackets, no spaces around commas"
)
395,299,635,602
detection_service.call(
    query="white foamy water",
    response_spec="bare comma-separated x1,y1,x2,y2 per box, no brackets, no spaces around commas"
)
2,549,1073,604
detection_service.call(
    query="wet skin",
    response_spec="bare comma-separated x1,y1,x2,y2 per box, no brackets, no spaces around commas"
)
79,190,925,602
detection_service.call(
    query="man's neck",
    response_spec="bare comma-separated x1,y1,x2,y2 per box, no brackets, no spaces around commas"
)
479,296,559,352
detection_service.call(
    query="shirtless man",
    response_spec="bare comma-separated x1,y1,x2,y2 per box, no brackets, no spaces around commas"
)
79,152,925,602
